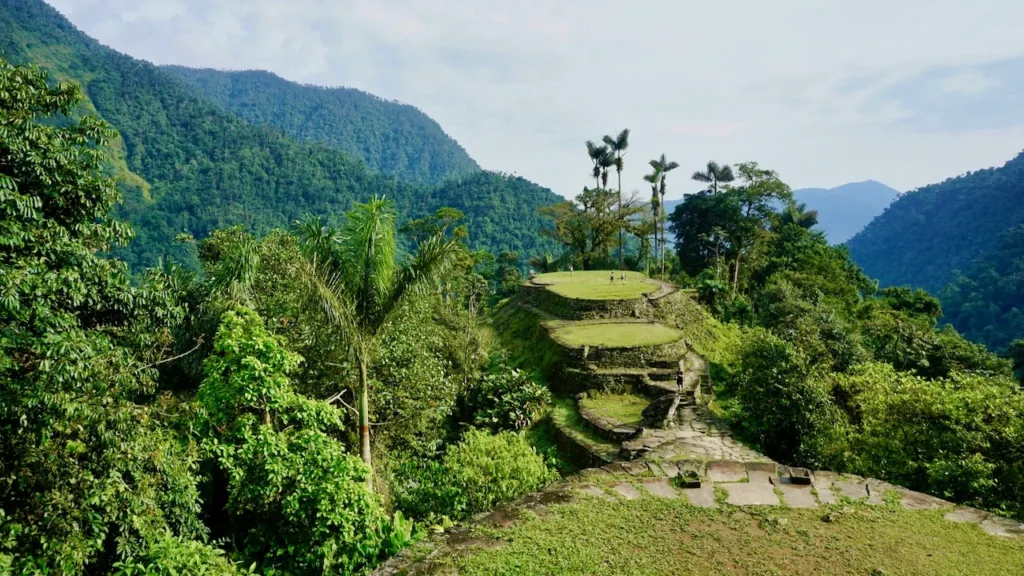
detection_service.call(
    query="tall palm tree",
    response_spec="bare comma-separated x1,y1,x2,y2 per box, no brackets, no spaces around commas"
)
599,149,615,190
586,140,609,190
780,201,819,230
291,199,460,490
603,129,630,268
643,167,662,276
691,160,735,194
649,154,679,278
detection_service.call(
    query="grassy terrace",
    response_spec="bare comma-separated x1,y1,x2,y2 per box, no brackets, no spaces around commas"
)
546,321,684,348
579,393,649,426
533,270,658,300
441,498,1024,575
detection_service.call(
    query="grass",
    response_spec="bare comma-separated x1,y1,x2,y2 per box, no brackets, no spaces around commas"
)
548,321,684,348
579,393,649,426
549,398,619,458
534,270,658,301
441,498,1024,575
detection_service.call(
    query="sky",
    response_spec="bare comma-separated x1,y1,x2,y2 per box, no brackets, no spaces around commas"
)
47,0,1024,200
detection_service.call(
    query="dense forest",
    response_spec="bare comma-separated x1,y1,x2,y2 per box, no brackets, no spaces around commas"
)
162,66,480,185
941,224,1024,353
847,150,1024,293
0,0,559,270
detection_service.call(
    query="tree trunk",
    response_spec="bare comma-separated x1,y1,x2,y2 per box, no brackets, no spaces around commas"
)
358,353,373,492
660,191,666,279
732,246,742,295
617,169,623,269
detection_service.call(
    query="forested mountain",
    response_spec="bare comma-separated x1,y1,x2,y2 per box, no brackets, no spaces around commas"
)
790,180,900,244
663,180,900,244
161,66,479,185
0,0,558,269
847,151,1024,293
941,224,1024,352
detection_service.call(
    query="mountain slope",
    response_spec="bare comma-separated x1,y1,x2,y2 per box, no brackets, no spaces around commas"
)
663,180,900,244
161,65,479,185
791,180,900,244
847,151,1024,293
0,0,558,268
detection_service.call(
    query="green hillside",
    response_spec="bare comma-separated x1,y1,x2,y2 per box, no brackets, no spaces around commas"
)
847,151,1024,293
0,0,558,269
162,65,479,185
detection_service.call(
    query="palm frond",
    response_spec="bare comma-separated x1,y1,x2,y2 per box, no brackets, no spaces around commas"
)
338,197,398,330
293,249,358,333
388,232,462,316
691,171,712,183
663,161,680,172
209,233,261,306
716,164,736,183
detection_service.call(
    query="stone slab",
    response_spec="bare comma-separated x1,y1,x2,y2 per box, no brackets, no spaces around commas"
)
723,482,780,506
777,484,818,508
832,480,868,501
683,483,717,508
576,484,612,499
745,461,778,474
640,478,679,499
897,488,953,511
622,460,649,476
708,461,747,483
612,482,643,500
658,461,680,478
866,478,901,505
747,470,777,484
646,461,667,477
815,485,838,505
980,515,1024,538
601,462,629,475
946,506,990,525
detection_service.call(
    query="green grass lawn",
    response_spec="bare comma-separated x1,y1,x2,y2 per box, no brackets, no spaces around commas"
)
534,270,658,300
442,497,1024,575
579,393,649,426
548,322,684,348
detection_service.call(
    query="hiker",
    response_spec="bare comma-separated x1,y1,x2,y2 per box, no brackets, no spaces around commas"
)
676,370,684,392
610,271,615,284
569,264,574,276
528,269,536,280
620,272,626,284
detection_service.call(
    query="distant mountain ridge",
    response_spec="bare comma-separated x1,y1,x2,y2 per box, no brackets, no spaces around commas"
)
162,66,480,185
663,179,900,245
847,151,1024,293
0,0,559,268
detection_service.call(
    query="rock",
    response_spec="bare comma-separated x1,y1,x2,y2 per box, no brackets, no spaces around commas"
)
641,393,681,428
611,482,643,500
723,482,780,506
707,461,747,483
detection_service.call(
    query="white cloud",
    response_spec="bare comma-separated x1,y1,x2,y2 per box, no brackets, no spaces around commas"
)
46,0,1024,197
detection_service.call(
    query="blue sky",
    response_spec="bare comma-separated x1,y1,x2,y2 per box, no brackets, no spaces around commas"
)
47,0,1024,199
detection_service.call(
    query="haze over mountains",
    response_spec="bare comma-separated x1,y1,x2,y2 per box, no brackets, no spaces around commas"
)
663,180,901,245
0,0,560,269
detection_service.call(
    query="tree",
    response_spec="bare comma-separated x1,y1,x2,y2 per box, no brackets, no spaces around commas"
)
539,187,619,269
650,154,680,278
643,168,662,275
603,129,630,268
780,201,819,230
288,200,461,489
691,160,735,194
0,59,216,572
585,140,609,190
726,162,792,293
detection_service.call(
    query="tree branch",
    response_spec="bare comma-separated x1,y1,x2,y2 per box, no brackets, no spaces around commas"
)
135,338,203,372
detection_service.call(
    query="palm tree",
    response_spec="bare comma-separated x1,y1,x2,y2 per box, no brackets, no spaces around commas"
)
643,168,662,276
780,201,819,230
603,129,630,268
586,140,609,190
649,154,680,278
599,149,615,190
691,160,735,194
291,199,460,490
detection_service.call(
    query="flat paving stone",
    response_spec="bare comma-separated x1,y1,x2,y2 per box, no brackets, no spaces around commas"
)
601,462,629,475
646,461,667,477
980,515,1024,538
576,484,613,499
747,470,776,484
776,484,818,508
815,485,838,505
708,461,747,483
622,460,649,476
832,480,869,501
866,479,901,505
683,483,717,508
723,482,780,506
946,506,990,525
612,482,643,500
897,488,953,511
640,478,679,499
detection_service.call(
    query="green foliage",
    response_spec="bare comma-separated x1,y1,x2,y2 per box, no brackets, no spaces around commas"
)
200,307,400,574
162,66,479,185
461,356,552,432
110,534,240,576
848,151,1024,293
395,430,557,521
0,58,215,573
942,224,1024,352
0,0,561,269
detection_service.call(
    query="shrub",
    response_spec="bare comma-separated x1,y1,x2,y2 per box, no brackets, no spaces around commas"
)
395,430,557,521
201,307,403,574
461,359,551,432
111,534,240,576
